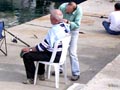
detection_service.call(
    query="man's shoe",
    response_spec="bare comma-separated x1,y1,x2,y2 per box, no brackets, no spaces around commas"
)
70,75,80,81
51,70,63,76
22,79,34,84
38,74,45,81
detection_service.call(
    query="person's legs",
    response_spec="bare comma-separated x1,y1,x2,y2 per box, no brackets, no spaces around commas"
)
23,53,36,79
102,21,120,35
22,52,51,82
69,30,80,77
102,20,110,33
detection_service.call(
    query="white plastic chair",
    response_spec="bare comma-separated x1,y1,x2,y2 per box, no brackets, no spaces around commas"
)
34,35,71,88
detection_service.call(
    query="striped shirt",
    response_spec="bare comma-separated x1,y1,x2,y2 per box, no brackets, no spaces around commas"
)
35,22,70,53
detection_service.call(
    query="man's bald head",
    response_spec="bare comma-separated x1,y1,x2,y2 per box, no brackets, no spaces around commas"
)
50,9,63,24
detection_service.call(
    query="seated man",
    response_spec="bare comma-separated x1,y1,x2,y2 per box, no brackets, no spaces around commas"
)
102,2,120,35
20,9,70,84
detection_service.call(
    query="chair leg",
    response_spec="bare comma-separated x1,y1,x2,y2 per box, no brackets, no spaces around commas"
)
0,39,7,56
63,63,67,84
46,65,51,79
0,49,7,56
34,62,39,85
4,36,7,56
54,65,59,88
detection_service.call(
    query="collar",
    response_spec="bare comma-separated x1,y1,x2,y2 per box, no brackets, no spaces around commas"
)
59,23,69,33
72,6,77,15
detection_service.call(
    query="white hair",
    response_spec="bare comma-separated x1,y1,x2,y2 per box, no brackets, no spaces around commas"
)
50,9,63,21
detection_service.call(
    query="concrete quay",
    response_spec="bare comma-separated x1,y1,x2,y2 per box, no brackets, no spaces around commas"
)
0,0,120,90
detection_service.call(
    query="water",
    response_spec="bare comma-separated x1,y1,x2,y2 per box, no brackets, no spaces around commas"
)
0,0,54,28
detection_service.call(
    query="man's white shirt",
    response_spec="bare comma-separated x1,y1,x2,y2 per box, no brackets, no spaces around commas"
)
109,11,120,31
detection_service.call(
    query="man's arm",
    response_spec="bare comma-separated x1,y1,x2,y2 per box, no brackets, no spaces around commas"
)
35,28,56,52
35,39,50,52
21,47,37,53
108,14,111,24
70,7,83,30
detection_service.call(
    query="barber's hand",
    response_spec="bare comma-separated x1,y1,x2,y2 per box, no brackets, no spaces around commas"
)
63,19,70,24
62,19,68,23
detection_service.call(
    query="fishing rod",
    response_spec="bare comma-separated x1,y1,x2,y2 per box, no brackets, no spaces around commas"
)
5,29,30,47
84,14,108,19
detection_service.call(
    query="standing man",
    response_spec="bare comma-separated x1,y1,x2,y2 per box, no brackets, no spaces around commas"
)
55,1,82,81
21,9,70,84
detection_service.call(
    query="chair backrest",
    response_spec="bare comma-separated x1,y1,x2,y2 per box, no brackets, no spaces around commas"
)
0,21,4,39
59,35,71,64
49,35,71,64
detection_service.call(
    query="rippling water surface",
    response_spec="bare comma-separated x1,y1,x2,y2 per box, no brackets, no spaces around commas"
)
0,0,59,28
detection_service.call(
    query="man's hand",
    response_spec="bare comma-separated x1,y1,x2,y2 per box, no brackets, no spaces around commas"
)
22,47,30,53
62,19,69,23
20,47,31,58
